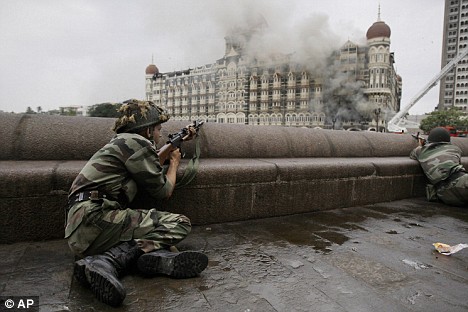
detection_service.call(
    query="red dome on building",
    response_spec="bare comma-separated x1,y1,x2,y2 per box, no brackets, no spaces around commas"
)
145,64,159,75
366,21,391,39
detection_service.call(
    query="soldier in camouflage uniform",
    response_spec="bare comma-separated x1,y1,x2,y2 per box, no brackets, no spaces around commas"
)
65,99,208,307
410,127,468,207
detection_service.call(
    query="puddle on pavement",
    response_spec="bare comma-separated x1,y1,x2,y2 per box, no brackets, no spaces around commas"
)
237,211,365,253
313,231,349,245
216,206,401,254
203,200,460,255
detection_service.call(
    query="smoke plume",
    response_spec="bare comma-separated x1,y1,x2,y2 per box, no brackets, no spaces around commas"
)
212,1,374,128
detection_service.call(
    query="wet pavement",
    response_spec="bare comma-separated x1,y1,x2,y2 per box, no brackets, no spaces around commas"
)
0,197,467,312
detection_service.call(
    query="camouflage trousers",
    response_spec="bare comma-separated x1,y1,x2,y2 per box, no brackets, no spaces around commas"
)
437,173,468,207
66,199,192,257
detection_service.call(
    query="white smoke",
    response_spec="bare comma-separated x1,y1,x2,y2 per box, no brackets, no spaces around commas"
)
320,62,374,126
209,1,373,128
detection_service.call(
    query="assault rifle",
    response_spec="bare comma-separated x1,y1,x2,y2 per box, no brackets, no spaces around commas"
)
158,120,204,164
411,132,426,146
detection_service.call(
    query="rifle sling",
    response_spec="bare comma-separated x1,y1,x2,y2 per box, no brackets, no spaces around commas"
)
175,135,201,189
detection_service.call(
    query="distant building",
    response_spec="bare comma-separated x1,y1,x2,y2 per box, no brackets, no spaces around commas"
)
146,12,401,131
58,105,88,116
439,0,468,111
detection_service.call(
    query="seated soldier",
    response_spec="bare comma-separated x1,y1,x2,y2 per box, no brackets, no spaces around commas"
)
65,99,208,306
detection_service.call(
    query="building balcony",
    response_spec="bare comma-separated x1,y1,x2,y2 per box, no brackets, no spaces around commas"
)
364,88,391,94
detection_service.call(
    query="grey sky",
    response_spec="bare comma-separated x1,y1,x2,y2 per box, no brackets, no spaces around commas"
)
0,0,444,114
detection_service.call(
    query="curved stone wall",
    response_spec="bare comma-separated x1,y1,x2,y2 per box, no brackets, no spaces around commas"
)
2,112,468,243
2,112,468,160
1,113,114,160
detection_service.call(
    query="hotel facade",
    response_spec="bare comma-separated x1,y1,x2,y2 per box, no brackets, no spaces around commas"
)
146,15,402,131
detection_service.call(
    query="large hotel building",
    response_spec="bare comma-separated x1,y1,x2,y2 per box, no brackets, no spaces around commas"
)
439,0,468,111
145,14,402,131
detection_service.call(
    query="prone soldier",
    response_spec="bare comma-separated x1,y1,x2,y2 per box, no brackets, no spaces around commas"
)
410,127,468,207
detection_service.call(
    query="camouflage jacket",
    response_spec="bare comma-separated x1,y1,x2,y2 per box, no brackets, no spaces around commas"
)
410,142,465,185
68,132,172,205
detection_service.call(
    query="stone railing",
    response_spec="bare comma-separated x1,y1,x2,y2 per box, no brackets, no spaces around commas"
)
1,112,468,243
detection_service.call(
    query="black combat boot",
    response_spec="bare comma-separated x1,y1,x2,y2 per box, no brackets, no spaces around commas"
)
137,250,208,278
73,241,144,307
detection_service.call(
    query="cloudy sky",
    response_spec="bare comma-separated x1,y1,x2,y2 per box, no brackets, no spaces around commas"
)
0,0,444,114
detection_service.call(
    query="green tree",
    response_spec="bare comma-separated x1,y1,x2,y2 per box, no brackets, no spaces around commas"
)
459,116,468,131
419,108,466,133
88,102,121,118
25,106,36,114
59,107,77,116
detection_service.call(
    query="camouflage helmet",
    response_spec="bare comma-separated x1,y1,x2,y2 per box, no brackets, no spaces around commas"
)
427,127,451,143
112,99,170,133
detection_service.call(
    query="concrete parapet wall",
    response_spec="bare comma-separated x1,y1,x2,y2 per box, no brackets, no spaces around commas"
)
1,112,467,243
5,112,468,160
